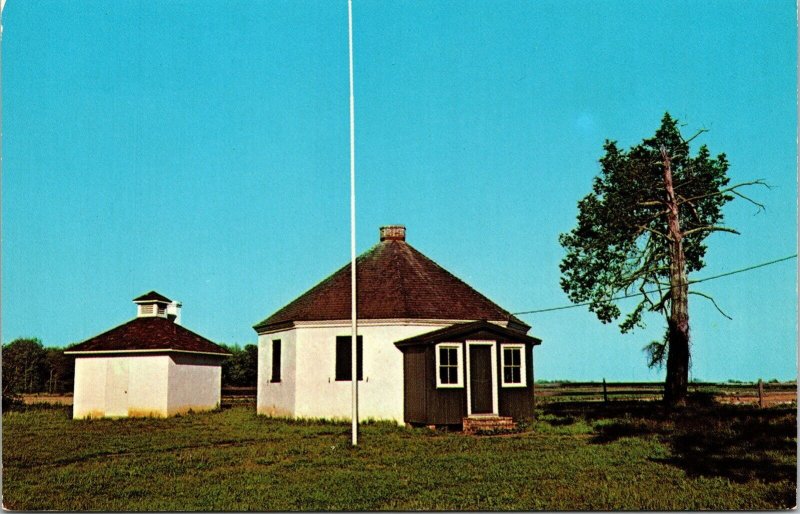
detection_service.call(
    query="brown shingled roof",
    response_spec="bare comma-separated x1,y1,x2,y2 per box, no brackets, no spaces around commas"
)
65,316,230,356
253,238,529,333
133,290,172,303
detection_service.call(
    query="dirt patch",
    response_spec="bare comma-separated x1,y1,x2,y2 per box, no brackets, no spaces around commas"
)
21,394,73,405
715,391,796,407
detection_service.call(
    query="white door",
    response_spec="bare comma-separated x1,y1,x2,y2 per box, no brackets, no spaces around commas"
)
105,359,130,417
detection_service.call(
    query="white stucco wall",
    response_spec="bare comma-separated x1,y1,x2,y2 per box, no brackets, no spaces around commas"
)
167,354,222,415
257,321,452,424
126,355,170,416
73,354,222,419
73,357,108,419
73,355,170,419
257,329,296,416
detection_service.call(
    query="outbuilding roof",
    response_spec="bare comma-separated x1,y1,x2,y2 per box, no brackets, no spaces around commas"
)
65,316,230,356
133,290,173,303
394,320,542,348
254,227,529,333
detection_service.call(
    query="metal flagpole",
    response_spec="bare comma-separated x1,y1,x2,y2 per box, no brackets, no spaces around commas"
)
348,0,359,447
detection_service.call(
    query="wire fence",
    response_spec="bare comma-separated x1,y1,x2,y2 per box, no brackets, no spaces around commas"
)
534,379,797,407
21,381,796,409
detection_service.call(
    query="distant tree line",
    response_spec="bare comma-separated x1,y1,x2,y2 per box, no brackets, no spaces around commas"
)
219,344,258,388
2,338,75,409
2,338,258,410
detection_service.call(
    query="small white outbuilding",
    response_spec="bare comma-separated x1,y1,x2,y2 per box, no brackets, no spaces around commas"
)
65,291,230,419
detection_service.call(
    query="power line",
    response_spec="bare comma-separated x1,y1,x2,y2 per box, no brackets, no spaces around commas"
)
687,254,796,284
512,254,797,316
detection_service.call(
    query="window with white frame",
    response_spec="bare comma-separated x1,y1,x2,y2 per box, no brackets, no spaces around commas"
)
435,343,463,388
501,344,526,387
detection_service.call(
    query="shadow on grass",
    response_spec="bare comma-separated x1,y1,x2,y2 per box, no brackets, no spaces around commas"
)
548,416,578,427
539,397,797,486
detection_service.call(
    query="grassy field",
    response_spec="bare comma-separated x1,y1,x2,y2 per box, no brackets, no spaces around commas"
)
2,400,796,510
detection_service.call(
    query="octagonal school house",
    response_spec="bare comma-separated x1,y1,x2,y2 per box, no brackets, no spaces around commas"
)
65,291,230,419
254,226,542,429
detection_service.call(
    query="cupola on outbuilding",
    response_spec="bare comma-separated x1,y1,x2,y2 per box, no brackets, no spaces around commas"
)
65,291,230,419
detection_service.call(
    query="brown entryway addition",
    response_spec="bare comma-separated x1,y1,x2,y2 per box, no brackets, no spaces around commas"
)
395,320,542,431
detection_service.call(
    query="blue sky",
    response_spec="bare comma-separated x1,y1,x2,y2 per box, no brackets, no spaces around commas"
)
2,0,796,381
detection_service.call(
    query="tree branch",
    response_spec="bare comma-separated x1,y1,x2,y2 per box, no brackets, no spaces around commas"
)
689,290,733,320
676,180,769,206
682,127,709,144
678,194,702,223
639,280,655,310
682,225,741,237
637,225,672,241
626,264,670,282
730,189,766,213
649,207,672,222
651,288,671,313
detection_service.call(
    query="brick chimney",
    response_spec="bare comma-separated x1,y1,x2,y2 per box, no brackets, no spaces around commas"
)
380,225,406,242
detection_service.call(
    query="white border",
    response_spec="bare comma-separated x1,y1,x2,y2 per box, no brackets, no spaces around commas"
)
435,342,464,388
500,343,527,387
465,340,498,416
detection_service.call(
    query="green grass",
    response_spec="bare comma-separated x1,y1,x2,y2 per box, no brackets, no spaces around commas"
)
3,401,796,511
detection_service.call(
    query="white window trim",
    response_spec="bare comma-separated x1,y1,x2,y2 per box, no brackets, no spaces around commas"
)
501,343,527,387
435,343,463,388
465,340,499,416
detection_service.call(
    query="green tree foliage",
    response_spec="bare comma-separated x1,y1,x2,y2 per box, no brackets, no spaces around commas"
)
3,338,49,408
44,347,75,394
559,113,765,405
3,339,76,409
220,344,258,387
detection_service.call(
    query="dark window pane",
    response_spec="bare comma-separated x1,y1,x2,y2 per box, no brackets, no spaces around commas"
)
448,367,458,384
504,367,513,383
357,337,363,380
440,366,449,384
336,338,351,381
439,347,448,366
335,336,363,381
512,367,521,383
271,340,282,382
505,348,520,366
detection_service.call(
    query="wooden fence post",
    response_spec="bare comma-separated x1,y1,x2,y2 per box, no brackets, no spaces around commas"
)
757,378,764,408
602,378,608,403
